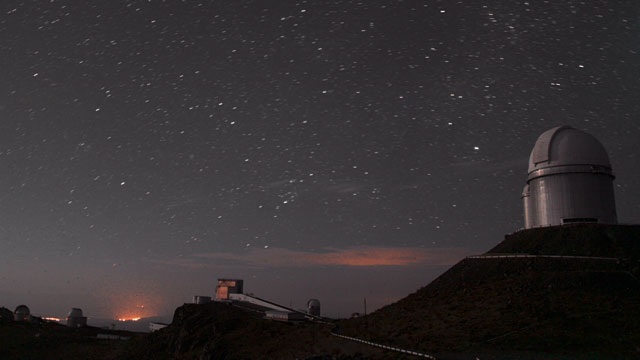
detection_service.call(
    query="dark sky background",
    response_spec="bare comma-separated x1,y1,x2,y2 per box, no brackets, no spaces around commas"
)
1,0,639,320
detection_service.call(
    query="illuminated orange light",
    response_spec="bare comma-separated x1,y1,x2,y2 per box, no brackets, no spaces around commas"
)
117,317,141,322
43,317,61,322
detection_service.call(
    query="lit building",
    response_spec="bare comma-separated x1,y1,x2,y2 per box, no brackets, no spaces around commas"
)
213,278,311,322
215,279,244,301
523,126,617,228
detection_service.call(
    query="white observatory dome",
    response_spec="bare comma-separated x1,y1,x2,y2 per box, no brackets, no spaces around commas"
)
522,125,617,229
528,125,612,174
68,308,84,318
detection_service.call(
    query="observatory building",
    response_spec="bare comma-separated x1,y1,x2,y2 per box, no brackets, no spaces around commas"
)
307,299,321,317
522,125,617,228
215,279,244,301
66,308,87,328
14,305,30,322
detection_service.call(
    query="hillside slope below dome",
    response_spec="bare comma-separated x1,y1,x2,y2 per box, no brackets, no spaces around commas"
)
340,225,640,358
116,302,380,360
115,225,640,359
489,224,640,258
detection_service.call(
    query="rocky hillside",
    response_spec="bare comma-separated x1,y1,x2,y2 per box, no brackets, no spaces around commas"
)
491,224,640,276
113,224,640,359
340,224,640,359
116,302,380,360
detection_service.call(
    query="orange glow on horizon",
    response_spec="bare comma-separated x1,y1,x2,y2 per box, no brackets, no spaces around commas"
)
102,289,161,321
117,317,141,322
188,245,471,267
43,317,61,322
302,247,430,266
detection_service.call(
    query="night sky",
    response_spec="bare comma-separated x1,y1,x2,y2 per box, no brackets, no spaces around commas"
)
1,0,639,320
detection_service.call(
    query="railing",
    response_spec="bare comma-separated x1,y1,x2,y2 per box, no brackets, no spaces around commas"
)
330,330,437,359
467,254,618,260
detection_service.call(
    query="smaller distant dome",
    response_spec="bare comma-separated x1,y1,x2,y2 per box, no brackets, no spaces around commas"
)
14,305,30,315
14,305,30,321
528,126,612,174
68,308,84,318
66,308,88,327
307,299,321,316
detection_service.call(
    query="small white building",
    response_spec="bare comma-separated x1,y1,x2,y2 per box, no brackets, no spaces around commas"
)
149,322,169,332
97,333,130,340
264,310,306,322
193,295,212,304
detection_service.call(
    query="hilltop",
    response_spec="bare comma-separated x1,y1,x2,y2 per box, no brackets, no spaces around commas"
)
4,224,639,359
116,302,379,360
340,224,640,359
117,224,640,359
491,224,640,266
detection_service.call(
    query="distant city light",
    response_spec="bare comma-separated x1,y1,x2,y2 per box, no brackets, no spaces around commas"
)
43,317,61,322
118,317,141,322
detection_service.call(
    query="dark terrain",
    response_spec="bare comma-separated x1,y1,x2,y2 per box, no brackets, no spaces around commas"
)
0,319,141,360
3,224,639,359
117,302,380,360
340,224,640,359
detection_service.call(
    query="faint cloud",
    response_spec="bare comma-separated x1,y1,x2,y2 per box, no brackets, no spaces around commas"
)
146,246,470,269
448,157,528,173
142,257,214,269
392,184,421,192
163,196,210,209
325,183,367,194
266,179,368,194
265,179,293,188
